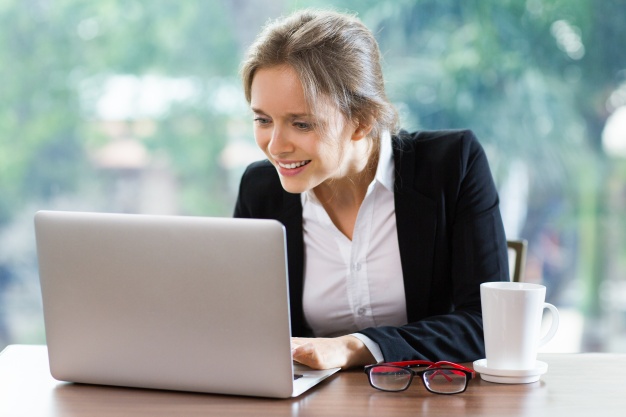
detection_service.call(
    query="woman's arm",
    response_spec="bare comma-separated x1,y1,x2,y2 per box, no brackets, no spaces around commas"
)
358,130,509,363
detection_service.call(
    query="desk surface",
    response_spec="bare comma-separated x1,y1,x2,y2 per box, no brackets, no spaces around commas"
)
1,345,625,417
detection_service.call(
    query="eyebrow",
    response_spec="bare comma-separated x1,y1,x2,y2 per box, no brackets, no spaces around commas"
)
250,107,312,118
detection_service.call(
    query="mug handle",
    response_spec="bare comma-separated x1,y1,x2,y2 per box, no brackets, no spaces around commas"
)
538,302,560,347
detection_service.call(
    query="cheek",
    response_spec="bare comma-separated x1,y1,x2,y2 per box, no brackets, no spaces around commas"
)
253,127,270,151
317,133,346,165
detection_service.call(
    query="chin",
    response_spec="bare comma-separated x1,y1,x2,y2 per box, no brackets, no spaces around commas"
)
278,178,311,195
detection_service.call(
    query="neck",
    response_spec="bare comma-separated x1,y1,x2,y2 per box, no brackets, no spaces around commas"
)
313,139,379,211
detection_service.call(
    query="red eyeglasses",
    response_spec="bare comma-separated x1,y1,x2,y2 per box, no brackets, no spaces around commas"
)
364,360,476,394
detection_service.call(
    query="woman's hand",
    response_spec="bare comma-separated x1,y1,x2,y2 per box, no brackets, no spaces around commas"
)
291,335,376,370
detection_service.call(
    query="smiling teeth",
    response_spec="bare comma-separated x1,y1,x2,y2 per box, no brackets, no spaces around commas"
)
278,160,310,169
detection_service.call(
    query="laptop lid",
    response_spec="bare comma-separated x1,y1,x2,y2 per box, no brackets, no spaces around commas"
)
35,210,338,398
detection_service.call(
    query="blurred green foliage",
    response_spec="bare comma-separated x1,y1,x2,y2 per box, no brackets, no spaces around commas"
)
1,0,626,349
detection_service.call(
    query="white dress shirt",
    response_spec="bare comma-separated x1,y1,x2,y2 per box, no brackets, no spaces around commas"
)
301,132,407,362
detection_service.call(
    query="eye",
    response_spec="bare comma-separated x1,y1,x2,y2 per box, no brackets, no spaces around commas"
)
293,121,313,131
254,116,271,126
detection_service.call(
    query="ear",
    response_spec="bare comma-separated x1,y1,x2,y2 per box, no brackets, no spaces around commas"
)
350,120,374,141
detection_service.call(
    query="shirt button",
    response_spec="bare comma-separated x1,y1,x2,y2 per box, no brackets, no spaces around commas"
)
352,262,361,271
357,307,366,316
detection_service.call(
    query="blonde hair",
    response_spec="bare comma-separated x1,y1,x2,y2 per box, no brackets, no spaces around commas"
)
240,9,398,143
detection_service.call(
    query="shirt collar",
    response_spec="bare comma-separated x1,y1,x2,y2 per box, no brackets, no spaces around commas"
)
375,130,395,192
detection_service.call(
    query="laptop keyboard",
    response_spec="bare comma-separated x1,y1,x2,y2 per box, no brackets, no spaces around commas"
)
294,374,304,380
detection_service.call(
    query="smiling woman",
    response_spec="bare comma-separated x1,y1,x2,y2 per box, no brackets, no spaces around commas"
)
234,9,510,371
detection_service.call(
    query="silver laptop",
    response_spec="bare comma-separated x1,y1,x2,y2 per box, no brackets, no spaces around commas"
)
34,210,339,398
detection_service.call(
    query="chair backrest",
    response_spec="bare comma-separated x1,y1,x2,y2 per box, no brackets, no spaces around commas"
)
507,239,528,282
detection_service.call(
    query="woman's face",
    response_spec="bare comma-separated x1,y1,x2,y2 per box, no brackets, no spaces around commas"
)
250,64,360,194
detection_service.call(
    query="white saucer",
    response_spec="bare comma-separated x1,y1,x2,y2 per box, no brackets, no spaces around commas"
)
472,359,548,384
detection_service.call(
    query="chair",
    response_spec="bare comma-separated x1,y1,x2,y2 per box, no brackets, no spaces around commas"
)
507,239,528,282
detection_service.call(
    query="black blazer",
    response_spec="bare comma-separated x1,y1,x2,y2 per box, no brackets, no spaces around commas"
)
234,129,509,363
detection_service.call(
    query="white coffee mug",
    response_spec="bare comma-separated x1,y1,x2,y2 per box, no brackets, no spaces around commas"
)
481,282,559,370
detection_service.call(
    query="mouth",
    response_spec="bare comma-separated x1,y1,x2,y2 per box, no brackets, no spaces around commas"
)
276,160,311,170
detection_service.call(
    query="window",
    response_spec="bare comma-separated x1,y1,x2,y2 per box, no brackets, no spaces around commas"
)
2,0,625,353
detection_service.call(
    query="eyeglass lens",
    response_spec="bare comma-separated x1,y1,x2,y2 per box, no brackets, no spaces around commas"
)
422,369,467,394
369,366,468,394
369,366,412,391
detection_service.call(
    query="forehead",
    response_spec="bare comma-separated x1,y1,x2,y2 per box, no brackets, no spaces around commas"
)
250,65,308,114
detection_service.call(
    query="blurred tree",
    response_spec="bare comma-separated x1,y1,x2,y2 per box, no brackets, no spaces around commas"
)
1,0,626,351
0,0,87,225
0,0,253,223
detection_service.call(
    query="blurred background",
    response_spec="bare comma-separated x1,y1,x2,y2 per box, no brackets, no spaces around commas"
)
1,0,626,353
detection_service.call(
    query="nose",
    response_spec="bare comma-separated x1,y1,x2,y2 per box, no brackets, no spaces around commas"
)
267,125,294,156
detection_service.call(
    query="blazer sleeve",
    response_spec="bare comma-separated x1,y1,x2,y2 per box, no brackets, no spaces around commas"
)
359,130,509,363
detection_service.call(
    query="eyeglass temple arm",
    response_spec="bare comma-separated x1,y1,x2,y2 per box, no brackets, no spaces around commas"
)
382,360,474,374
433,361,476,378
382,360,475,380
379,360,454,382
387,360,435,368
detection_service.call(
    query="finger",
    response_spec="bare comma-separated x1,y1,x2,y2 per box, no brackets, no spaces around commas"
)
291,340,307,353
292,343,322,369
292,342,313,358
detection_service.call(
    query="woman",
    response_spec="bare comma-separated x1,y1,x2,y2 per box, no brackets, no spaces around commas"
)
234,9,509,370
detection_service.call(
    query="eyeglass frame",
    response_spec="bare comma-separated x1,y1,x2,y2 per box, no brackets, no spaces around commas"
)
363,360,476,395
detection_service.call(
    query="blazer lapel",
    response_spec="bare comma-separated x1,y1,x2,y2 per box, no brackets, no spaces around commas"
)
393,137,438,322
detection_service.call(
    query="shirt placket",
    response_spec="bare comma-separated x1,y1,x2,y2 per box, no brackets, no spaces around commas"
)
349,184,377,329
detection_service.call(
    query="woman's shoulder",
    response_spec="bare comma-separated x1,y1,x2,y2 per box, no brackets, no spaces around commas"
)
393,128,480,149
391,129,492,192
235,159,301,218
238,159,282,192
393,129,485,162
242,158,275,173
